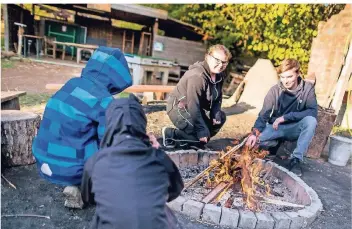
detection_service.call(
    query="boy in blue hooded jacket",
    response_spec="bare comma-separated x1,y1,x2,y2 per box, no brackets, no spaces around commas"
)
32,47,132,208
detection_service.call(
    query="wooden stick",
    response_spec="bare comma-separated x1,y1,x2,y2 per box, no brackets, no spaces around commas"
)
1,174,17,189
184,136,248,190
2,214,50,219
202,182,228,204
260,196,305,208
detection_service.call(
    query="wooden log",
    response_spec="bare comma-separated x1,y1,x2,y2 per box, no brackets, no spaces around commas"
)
202,182,228,204
306,107,337,158
1,110,41,167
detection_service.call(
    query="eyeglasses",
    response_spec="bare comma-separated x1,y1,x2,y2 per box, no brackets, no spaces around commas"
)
209,54,228,66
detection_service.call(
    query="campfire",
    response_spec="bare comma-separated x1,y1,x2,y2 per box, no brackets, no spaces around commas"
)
183,138,304,212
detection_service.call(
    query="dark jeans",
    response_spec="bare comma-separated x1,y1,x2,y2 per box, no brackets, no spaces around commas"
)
259,116,317,161
166,99,226,144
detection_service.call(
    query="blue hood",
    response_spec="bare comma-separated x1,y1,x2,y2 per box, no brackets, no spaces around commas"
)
81,46,132,95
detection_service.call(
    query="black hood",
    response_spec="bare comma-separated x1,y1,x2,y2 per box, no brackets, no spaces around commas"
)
100,94,150,149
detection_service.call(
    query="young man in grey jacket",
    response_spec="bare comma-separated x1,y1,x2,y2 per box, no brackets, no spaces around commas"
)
246,59,318,176
162,45,231,150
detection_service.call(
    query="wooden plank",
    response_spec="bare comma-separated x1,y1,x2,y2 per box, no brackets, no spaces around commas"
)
202,182,228,204
131,32,134,54
331,40,352,114
1,91,26,103
87,4,111,12
122,30,126,52
46,84,175,93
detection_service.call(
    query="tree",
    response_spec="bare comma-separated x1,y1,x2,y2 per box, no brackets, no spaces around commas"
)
146,4,345,73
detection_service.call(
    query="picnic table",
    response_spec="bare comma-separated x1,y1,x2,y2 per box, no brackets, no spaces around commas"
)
52,41,98,63
1,91,26,110
22,35,44,59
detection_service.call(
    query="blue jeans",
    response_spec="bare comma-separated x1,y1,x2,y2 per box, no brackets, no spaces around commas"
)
259,116,317,161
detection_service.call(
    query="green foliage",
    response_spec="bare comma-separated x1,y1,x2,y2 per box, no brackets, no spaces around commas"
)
147,4,345,74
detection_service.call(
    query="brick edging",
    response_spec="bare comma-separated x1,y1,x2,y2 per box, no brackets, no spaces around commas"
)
166,150,323,229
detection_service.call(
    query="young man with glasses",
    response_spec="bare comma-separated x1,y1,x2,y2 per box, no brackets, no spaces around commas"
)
246,59,318,176
162,44,231,150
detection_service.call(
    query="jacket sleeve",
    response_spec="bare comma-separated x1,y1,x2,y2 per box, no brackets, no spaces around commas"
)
283,87,318,122
156,149,184,202
96,97,114,143
253,88,276,133
186,75,211,139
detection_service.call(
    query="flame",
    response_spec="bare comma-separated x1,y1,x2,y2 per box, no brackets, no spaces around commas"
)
206,144,269,211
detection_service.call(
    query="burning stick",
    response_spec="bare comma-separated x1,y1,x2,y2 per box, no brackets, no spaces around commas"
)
184,136,249,190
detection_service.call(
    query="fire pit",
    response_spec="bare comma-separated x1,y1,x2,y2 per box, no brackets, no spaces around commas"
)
166,145,323,229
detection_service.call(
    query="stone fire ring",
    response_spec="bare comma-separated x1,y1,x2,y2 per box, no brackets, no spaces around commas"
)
166,149,323,229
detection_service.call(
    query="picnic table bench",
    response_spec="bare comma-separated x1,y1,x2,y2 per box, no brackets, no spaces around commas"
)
46,84,175,103
1,91,26,110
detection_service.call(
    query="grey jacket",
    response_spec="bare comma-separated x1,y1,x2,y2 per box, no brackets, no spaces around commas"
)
168,61,225,138
253,78,318,133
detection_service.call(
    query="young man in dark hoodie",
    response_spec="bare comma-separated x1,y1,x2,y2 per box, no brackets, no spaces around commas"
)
81,94,184,229
162,44,231,150
32,47,133,208
246,59,318,176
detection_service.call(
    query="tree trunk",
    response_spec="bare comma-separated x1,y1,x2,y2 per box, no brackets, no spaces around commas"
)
1,110,41,167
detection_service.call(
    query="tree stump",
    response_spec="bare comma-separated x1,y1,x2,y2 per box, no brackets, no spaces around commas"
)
1,110,41,167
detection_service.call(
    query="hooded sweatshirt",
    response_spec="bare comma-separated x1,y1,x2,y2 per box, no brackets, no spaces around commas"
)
90,94,183,229
169,61,225,138
32,47,132,186
253,78,318,133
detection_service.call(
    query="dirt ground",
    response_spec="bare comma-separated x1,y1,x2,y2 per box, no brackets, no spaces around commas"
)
1,60,351,229
1,59,83,93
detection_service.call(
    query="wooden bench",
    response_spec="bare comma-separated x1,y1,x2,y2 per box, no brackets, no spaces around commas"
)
1,91,26,110
46,84,175,103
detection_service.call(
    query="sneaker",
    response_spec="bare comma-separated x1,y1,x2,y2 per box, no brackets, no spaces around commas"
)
63,186,84,209
289,157,302,177
162,127,176,149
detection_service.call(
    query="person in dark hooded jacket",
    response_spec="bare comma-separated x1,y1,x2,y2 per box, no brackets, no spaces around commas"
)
81,94,184,229
32,47,132,208
162,44,232,150
246,59,318,177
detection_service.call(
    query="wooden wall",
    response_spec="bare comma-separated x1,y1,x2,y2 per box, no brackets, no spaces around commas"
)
75,15,112,46
153,35,206,67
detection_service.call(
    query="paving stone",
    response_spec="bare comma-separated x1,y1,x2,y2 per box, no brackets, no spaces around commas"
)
167,152,180,167
255,212,275,229
285,212,304,229
272,212,292,229
239,210,257,229
220,207,239,228
297,208,317,225
202,204,222,224
167,196,187,212
183,200,204,220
